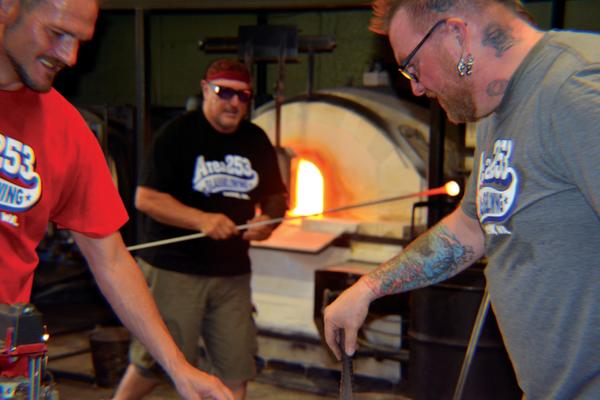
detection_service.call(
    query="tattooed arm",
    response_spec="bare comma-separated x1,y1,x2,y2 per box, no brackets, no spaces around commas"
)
323,207,484,359
364,210,480,297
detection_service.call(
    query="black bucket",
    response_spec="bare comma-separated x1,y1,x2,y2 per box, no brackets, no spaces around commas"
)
408,267,522,399
89,326,131,388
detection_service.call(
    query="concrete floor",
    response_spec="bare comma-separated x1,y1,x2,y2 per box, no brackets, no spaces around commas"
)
54,378,333,400
47,330,328,399
54,372,404,399
46,330,408,400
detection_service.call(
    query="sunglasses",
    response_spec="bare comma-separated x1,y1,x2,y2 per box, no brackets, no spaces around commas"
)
207,82,253,103
398,19,448,83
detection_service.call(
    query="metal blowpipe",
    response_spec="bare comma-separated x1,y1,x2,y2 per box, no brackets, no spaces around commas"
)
126,181,461,252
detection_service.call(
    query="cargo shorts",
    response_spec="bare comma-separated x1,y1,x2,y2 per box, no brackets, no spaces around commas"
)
129,258,258,383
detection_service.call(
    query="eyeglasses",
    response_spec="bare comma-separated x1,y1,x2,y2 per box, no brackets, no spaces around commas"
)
207,82,253,103
398,19,448,83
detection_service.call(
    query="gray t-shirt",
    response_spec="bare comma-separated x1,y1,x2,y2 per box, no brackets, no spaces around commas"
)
462,31,600,399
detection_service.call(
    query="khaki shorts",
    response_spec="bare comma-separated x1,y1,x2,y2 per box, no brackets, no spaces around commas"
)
129,258,258,382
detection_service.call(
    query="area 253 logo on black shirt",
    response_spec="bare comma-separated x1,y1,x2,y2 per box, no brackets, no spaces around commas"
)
192,154,258,200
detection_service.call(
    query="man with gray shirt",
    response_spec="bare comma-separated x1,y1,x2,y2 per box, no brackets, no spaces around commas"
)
324,1,600,399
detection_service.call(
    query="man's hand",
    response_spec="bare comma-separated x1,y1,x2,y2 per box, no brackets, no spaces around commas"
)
323,278,376,360
172,363,234,400
136,187,238,241
72,231,234,400
242,214,275,241
198,213,238,240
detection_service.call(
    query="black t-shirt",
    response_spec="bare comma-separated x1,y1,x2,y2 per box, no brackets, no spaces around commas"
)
139,109,286,276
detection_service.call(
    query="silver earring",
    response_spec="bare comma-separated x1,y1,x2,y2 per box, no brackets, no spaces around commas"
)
457,54,474,77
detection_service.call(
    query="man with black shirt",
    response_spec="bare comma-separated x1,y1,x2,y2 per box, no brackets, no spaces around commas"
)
114,59,288,400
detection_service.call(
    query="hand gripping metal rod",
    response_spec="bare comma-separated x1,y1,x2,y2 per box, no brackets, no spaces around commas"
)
126,183,457,252
452,289,491,400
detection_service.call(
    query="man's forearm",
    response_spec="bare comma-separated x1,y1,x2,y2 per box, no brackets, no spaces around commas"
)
73,232,187,374
363,223,478,297
135,186,206,231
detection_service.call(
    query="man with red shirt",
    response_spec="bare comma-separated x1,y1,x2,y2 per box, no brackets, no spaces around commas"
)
0,0,233,399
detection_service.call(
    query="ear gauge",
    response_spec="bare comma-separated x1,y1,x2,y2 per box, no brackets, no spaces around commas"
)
457,54,475,77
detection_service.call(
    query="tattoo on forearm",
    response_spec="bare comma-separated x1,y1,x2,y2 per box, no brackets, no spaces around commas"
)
482,24,518,57
365,225,476,297
427,0,454,13
487,80,509,96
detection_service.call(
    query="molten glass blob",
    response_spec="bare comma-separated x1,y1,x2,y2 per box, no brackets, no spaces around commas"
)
445,181,461,197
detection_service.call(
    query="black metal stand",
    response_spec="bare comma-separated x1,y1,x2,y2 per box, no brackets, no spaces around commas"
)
452,290,491,400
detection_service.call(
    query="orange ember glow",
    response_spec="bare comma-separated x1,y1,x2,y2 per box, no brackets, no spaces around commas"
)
289,159,324,216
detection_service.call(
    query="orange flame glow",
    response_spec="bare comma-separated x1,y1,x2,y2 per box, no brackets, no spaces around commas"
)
289,159,324,216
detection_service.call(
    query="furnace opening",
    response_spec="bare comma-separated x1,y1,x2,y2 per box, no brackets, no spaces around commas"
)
289,158,324,217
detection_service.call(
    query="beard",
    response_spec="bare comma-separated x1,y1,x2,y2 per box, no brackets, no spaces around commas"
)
438,88,477,124
6,51,53,93
432,51,478,124
4,17,56,93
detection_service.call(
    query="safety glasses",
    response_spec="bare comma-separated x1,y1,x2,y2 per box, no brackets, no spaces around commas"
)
207,82,253,103
398,19,448,83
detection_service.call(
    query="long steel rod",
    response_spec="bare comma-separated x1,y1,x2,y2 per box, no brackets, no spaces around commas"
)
126,184,453,252
452,290,491,400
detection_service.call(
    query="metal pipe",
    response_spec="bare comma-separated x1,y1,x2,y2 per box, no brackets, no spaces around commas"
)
126,182,459,252
452,290,491,400
427,101,446,227
28,356,42,400
134,8,151,245
307,50,315,96
551,0,567,29
101,0,370,11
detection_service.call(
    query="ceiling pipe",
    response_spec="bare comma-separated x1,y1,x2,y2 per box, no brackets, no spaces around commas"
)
551,0,567,29
101,0,370,11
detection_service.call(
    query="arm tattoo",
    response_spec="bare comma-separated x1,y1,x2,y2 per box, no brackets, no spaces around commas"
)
364,225,476,297
427,0,454,12
482,24,518,57
487,80,509,96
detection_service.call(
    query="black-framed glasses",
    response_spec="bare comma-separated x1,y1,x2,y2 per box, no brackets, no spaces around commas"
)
398,19,448,82
207,82,253,103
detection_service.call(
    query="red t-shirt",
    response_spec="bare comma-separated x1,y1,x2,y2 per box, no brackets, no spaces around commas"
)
0,87,128,303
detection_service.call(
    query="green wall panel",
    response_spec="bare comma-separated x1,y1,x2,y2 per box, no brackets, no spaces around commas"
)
59,12,136,105
150,12,257,107
525,0,600,30
565,0,600,31
62,2,600,108
265,10,375,98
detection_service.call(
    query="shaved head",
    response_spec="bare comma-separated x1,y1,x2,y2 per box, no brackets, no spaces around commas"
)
369,0,530,34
